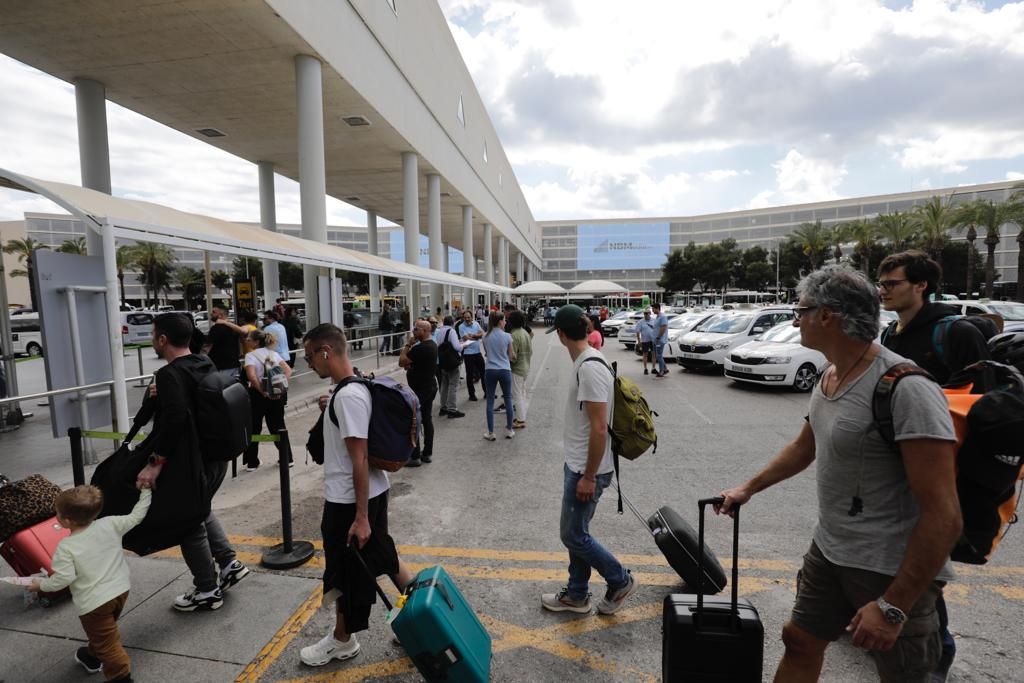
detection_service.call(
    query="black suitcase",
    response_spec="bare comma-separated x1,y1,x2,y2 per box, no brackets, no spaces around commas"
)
662,497,764,682
622,494,727,594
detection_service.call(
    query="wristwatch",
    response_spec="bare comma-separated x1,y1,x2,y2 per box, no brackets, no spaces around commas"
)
876,597,908,625
147,454,167,467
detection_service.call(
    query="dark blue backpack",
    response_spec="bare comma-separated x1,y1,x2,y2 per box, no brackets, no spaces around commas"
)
328,375,419,472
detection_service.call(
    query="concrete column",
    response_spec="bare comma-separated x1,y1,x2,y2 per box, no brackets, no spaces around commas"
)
483,224,493,285
402,152,420,314
74,78,110,257
258,161,280,305
295,55,328,328
442,242,451,314
462,206,474,307
367,210,380,313
427,173,443,312
517,252,525,286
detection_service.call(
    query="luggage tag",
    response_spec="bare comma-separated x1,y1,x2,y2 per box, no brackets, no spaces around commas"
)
384,593,407,625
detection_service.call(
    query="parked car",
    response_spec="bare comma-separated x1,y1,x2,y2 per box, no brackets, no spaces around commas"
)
663,312,719,361
121,311,155,345
944,299,1024,333
192,311,211,334
676,306,797,371
600,310,633,338
724,323,826,392
619,313,677,350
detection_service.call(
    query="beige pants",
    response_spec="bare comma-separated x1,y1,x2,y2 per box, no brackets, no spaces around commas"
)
512,373,529,421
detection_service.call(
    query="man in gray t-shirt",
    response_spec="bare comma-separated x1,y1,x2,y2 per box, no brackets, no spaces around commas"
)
717,266,961,683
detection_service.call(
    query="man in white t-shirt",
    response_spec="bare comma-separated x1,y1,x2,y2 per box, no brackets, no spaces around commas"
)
297,323,415,668
540,305,637,616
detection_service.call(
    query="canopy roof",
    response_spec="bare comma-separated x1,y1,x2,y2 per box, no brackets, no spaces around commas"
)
512,280,567,295
569,279,628,295
0,169,511,293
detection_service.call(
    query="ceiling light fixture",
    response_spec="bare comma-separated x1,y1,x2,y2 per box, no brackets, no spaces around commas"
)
341,115,371,127
195,127,226,138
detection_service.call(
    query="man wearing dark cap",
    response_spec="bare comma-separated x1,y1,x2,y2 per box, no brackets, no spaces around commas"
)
541,305,637,616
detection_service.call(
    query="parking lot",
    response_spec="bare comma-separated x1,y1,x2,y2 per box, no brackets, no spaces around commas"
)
2,330,1023,681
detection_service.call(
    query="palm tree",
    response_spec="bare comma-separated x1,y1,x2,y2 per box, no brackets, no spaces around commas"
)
909,196,957,294
115,245,136,307
2,237,50,311
173,266,205,310
874,211,917,252
954,198,1024,299
829,223,849,262
1013,183,1024,302
128,242,176,307
57,236,87,255
951,201,981,298
790,220,831,269
842,219,881,276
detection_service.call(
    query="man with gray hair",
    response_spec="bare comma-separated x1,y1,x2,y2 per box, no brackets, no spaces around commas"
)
716,265,961,682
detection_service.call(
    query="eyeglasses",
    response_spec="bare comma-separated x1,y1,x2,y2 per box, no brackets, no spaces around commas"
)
303,345,329,364
875,278,908,291
794,305,819,317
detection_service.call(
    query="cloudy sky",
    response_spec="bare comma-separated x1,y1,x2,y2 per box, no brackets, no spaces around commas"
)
1,0,1023,226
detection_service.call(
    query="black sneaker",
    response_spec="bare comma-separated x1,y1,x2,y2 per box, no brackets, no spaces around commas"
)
439,408,449,416
421,455,432,464
644,369,649,375
447,410,466,419
494,404,506,413
406,458,422,468
75,647,102,674
468,396,478,402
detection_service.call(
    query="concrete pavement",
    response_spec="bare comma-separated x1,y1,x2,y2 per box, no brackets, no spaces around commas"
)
2,330,1023,681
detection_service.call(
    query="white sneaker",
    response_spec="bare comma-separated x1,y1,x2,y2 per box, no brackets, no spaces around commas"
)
483,432,496,441
173,587,223,612
505,429,515,439
300,631,360,666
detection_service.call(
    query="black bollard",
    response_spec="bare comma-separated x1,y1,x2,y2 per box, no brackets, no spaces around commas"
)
261,428,315,569
69,427,85,486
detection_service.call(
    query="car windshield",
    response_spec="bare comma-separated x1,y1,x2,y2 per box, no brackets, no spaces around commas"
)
760,324,801,343
695,314,753,334
987,302,1024,321
610,311,630,320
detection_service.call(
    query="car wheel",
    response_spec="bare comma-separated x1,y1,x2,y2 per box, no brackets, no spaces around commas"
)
793,363,817,392
26,342,43,357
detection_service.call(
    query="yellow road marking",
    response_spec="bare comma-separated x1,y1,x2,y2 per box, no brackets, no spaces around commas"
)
943,584,970,605
276,657,418,683
986,585,1024,600
235,584,323,683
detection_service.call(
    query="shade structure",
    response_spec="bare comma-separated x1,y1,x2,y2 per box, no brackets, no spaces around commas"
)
0,169,513,294
512,280,567,296
569,279,628,295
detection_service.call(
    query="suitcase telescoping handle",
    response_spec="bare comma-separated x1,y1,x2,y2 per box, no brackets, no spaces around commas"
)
696,496,741,632
349,544,394,611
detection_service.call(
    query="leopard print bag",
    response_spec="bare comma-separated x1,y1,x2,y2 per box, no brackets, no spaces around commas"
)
0,474,62,542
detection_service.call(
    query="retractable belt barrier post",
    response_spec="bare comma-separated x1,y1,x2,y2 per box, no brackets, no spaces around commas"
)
68,427,85,486
260,428,315,569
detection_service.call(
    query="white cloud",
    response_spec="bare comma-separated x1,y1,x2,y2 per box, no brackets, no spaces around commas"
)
883,129,1024,174
700,169,739,182
1006,171,1024,181
747,149,846,208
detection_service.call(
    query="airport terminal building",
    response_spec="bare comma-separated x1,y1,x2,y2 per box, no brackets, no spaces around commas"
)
539,180,1022,296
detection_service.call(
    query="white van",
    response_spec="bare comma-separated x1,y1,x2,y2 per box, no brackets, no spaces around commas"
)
121,311,155,345
9,314,43,357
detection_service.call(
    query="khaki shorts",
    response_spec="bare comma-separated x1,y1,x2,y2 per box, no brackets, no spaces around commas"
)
791,541,943,683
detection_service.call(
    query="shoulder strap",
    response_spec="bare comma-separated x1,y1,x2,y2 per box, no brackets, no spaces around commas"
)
879,320,897,346
931,315,960,366
575,356,625,513
329,376,369,428
871,362,936,447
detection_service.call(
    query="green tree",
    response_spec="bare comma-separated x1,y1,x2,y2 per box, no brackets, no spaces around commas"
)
829,223,849,262
951,201,981,298
774,238,813,289
850,243,892,278
658,247,693,295
909,196,956,292
115,244,136,307
3,237,51,311
744,261,775,291
280,262,304,297
231,256,263,292
1013,183,1024,302
841,220,881,276
954,197,1024,298
874,212,917,252
57,236,87,255
790,220,831,269
701,238,741,293
210,270,232,291
130,242,176,307
941,241,986,298
173,266,205,310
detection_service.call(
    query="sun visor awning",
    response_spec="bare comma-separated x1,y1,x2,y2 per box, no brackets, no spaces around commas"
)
0,169,511,293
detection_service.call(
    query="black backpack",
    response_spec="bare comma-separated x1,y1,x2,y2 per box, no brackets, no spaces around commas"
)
437,328,462,371
174,365,252,462
873,360,1024,564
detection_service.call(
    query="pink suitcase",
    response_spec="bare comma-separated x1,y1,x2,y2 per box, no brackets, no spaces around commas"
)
1,516,71,604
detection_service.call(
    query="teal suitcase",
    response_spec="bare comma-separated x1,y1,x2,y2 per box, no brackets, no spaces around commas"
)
390,565,492,682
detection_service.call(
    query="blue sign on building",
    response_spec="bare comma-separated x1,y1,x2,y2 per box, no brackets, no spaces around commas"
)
576,222,670,270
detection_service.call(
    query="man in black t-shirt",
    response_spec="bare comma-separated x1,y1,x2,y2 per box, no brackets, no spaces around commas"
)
203,307,241,371
399,320,438,466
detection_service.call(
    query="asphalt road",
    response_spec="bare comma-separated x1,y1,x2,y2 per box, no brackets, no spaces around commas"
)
239,330,1023,683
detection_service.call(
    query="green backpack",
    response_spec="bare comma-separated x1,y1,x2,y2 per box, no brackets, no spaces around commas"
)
578,356,658,459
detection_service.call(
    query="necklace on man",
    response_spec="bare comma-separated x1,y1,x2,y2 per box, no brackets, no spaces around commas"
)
826,343,873,397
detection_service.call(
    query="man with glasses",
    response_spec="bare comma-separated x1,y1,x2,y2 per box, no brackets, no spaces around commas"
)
876,249,991,680
717,266,960,682
299,323,415,668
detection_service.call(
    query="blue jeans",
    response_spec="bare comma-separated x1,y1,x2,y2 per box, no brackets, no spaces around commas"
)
484,369,514,432
560,463,628,600
654,341,667,374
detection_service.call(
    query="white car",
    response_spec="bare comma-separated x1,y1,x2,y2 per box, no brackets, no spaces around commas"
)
600,310,633,338
663,312,718,361
676,306,797,371
944,299,1024,333
621,312,677,350
723,323,826,392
